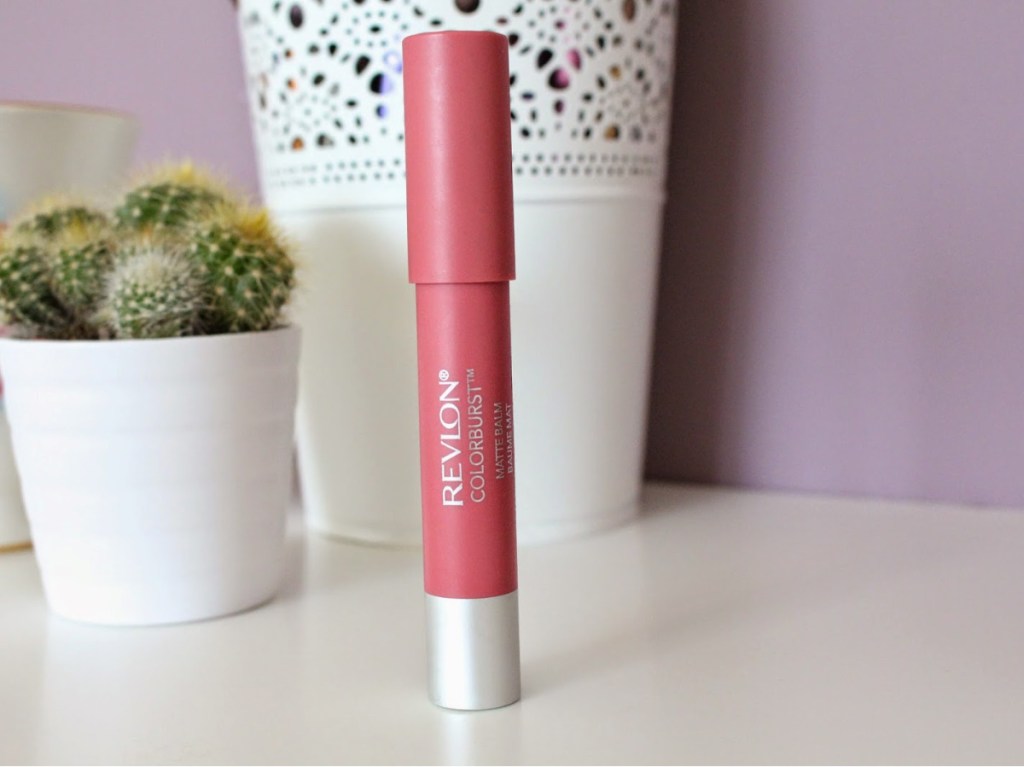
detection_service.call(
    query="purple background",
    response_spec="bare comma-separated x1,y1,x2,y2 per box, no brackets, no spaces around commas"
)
0,0,260,194
2,0,1023,508
648,0,1024,508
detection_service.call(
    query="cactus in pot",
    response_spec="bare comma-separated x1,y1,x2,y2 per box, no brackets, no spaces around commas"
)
0,162,297,341
0,162,302,627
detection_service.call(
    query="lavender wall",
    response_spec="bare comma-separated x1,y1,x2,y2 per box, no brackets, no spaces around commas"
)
0,0,259,193
648,0,1024,508
2,1,1022,508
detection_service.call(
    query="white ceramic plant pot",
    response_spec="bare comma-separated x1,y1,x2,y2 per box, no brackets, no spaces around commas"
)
0,102,137,220
0,102,137,551
238,0,677,544
0,327,300,626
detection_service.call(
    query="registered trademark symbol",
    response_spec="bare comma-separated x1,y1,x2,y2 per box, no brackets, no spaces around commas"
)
439,369,450,381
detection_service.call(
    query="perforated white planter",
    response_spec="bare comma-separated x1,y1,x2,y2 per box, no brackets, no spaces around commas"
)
238,0,677,544
0,328,300,626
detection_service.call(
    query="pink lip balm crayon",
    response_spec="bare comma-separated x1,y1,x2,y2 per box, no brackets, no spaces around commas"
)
403,30,521,711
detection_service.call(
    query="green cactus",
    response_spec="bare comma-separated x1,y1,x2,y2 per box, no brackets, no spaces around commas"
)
10,204,109,245
114,182,226,235
0,163,296,341
0,244,71,337
105,248,204,339
190,219,296,334
51,238,116,323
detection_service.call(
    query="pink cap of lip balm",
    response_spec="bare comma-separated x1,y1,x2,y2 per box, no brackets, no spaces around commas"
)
403,31,515,285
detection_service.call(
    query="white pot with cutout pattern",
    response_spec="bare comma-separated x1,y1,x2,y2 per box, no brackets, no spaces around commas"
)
237,0,677,544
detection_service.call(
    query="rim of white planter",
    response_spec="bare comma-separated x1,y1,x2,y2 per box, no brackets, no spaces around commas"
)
0,100,135,119
0,326,301,626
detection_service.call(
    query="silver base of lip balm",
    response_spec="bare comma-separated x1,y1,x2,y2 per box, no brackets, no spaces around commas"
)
425,591,521,710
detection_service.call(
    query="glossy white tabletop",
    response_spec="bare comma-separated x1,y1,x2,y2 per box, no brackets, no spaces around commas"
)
2,483,1023,764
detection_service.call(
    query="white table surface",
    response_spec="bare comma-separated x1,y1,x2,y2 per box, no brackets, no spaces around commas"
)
2,483,1023,765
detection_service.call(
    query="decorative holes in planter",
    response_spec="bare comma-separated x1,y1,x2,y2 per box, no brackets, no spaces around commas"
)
239,0,677,206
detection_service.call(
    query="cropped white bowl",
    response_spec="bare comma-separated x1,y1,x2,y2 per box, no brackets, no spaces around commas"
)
0,101,137,219
0,102,137,551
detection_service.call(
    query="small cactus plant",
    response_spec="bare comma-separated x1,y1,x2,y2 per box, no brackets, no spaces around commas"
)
0,162,297,341
190,208,296,334
113,163,229,236
8,200,109,244
48,218,117,323
52,238,116,320
0,244,71,338
105,247,204,339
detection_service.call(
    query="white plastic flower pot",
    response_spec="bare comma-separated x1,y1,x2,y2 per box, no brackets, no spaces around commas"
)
0,101,137,551
0,327,300,626
238,0,677,544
